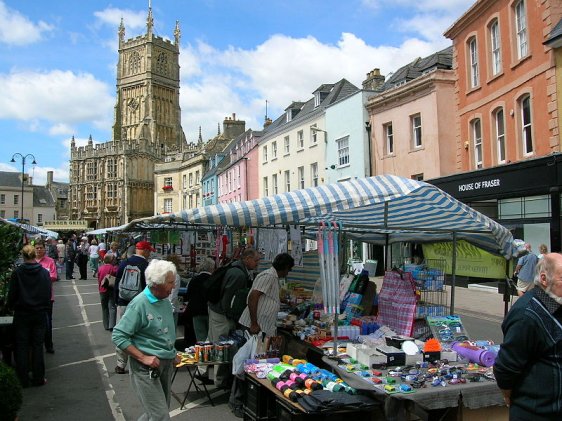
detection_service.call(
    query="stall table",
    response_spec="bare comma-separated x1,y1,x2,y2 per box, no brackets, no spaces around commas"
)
171,360,230,409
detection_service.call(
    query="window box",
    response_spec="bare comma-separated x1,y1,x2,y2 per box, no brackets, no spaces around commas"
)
162,185,173,191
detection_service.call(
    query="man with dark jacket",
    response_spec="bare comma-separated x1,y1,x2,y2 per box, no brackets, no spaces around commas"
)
207,248,260,389
494,253,562,420
7,244,52,387
65,234,77,280
113,240,152,374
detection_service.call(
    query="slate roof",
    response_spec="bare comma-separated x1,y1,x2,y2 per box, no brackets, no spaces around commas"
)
0,171,23,188
33,186,55,207
263,78,360,136
544,18,562,45
377,46,453,92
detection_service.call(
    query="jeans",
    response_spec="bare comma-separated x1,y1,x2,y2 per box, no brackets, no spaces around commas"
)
65,257,75,279
44,300,54,351
14,311,48,387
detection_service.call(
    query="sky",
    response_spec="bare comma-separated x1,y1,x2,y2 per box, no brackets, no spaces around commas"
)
0,0,475,185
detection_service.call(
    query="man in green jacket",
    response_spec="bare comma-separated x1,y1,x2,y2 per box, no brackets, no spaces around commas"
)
112,259,178,421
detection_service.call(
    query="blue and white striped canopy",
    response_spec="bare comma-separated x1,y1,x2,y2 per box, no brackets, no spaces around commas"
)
127,175,515,258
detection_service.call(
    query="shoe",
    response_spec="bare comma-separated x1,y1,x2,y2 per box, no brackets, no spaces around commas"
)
115,366,129,374
194,374,213,385
32,378,47,387
46,347,55,354
231,407,244,419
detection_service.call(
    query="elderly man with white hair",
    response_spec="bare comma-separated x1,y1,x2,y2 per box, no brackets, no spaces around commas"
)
494,253,562,420
112,259,179,421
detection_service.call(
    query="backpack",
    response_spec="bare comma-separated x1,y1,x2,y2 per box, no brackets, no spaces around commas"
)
118,264,142,301
204,263,243,304
226,286,250,322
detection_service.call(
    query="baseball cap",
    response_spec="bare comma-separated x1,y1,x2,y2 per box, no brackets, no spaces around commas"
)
136,241,155,252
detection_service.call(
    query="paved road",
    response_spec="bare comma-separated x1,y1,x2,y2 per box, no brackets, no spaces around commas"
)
16,271,509,420
17,269,236,421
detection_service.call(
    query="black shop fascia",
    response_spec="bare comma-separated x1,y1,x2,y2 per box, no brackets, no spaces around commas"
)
428,153,562,252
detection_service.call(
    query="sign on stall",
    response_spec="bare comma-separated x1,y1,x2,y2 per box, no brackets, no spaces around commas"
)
423,240,506,279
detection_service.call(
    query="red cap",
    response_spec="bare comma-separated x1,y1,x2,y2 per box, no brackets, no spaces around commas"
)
136,241,155,252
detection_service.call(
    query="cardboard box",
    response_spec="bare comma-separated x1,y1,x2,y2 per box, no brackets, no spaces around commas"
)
357,349,387,367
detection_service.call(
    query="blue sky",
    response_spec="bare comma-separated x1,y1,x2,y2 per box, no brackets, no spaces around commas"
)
0,0,475,184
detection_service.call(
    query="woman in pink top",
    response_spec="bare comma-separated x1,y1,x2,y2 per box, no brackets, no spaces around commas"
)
97,253,118,331
34,239,57,354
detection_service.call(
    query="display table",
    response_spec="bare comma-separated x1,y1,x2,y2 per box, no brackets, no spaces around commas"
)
171,360,230,409
321,356,507,421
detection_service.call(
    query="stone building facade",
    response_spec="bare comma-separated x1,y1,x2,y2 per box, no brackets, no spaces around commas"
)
69,8,186,229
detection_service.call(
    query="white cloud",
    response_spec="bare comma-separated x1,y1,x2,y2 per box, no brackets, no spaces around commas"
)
0,163,17,172
178,32,445,140
94,7,146,30
0,69,113,132
362,0,474,14
49,123,73,136
0,1,53,45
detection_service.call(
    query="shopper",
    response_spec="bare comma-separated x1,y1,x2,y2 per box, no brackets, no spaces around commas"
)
34,239,57,354
112,259,178,421
97,253,118,331
7,245,52,387
513,243,538,296
77,236,89,280
494,253,562,420
65,234,77,280
186,257,215,342
538,244,548,259
113,241,153,374
88,238,100,277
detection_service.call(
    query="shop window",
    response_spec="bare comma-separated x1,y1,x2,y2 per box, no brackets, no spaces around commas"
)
520,95,533,155
471,118,483,169
514,0,528,59
499,195,550,219
468,37,479,88
489,20,502,76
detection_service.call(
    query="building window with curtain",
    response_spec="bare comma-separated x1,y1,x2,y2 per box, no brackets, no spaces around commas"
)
285,170,291,192
298,166,304,189
272,174,278,194
311,163,318,187
272,141,277,159
471,118,483,169
384,123,394,155
514,0,528,59
297,130,304,149
263,177,269,197
263,146,268,162
520,95,533,154
495,108,506,163
489,20,501,75
164,198,172,213
284,136,290,155
411,114,422,148
468,37,479,88
336,136,350,166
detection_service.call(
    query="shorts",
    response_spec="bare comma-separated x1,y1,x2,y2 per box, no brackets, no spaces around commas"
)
516,279,534,293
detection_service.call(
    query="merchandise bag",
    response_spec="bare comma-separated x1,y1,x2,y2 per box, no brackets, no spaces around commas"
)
232,331,259,375
377,270,417,336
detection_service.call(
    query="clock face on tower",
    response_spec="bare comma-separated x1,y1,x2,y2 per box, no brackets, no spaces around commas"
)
127,98,139,110
155,51,168,76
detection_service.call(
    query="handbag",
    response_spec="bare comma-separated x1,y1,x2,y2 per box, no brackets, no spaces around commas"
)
102,274,116,289
232,331,260,375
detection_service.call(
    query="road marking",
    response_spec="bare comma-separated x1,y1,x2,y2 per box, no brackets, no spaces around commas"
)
53,320,102,329
56,291,99,296
70,280,125,421
46,353,115,371
81,302,101,307
169,390,229,417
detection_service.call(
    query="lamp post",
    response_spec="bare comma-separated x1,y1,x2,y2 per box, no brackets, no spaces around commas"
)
10,153,37,222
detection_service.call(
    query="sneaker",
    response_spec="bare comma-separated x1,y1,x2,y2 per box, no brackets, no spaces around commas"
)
32,378,47,387
231,407,244,419
115,366,129,374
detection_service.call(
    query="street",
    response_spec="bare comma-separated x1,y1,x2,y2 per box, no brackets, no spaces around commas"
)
15,271,507,420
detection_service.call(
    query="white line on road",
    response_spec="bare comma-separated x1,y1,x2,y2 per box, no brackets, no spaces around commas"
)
52,320,102,330
169,390,229,417
71,280,125,421
46,353,115,371
56,291,99,296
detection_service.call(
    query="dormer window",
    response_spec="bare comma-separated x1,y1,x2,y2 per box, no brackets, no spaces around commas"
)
314,92,321,107
286,111,292,123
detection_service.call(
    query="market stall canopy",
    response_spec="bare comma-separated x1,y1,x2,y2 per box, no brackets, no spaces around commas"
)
87,224,130,236
0,217,59,239
123,175,516,259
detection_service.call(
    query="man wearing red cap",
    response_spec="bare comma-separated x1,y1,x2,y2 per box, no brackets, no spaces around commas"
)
113,240,154,374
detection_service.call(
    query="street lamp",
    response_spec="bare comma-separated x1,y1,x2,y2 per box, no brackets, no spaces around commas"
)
10,153,37,222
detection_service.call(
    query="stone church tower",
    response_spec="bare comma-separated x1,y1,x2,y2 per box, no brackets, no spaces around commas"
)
69,7,186,229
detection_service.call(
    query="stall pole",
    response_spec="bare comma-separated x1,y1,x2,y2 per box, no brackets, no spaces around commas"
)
450,232,457,315
385,234,390,270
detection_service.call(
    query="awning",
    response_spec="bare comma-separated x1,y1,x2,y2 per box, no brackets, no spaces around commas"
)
0,217,59,239
122,175,515,258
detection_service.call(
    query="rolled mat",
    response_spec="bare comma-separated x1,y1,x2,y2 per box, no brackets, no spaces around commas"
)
452,341,496,367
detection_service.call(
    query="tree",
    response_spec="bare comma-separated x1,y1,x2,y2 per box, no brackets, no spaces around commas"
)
0,224,22,315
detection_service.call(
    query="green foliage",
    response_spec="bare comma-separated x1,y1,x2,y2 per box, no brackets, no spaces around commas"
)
0,362,23,421
0,224,22,315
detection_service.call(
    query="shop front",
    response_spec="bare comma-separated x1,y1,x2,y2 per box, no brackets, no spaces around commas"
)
429,153,562,254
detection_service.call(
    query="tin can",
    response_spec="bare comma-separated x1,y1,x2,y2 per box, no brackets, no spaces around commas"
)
215,345,224,362
194,345,201,362
204,344,212,362
222,343,230,362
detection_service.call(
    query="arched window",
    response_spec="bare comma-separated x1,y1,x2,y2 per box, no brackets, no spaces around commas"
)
471,118,483,169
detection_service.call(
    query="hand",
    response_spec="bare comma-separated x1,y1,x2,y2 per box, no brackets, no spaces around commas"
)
141,355,160,368
501,389,511,407
249,322,261,335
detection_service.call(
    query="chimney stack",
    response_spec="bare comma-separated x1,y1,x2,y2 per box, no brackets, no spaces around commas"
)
362,68,385,91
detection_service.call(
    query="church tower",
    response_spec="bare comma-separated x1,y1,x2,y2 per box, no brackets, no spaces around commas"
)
113,9,185,147
69,6,186,229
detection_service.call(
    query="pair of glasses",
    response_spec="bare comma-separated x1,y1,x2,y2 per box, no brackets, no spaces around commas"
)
148,368,160,379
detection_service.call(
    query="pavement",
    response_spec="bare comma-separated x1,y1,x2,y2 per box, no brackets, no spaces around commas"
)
14,268,513,420
15,266,237,421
